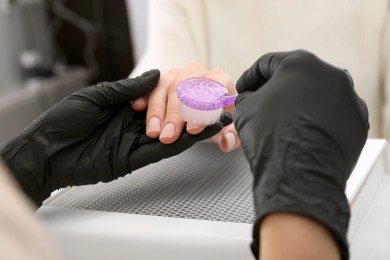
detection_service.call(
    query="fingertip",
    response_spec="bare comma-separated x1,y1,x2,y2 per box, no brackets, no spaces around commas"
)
131,97,147,111
186,123,205,135
135,69,161,94
218,131,238,153
147,131,160,139
236,52,281,94
159,136,176,144
139,69,160,81
146,116,162,138
159,122,179,144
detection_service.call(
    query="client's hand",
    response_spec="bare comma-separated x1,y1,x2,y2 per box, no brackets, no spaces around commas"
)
0,70,232,207
131,62,241,152
234,50,369,259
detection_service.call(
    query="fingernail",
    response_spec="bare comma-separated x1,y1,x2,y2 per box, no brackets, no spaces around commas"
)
147,117,161,134
186,122,201,131
160,123,176,139
224,132,236,152
131,97,145,107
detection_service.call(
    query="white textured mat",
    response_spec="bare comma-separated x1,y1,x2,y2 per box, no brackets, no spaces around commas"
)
44,141,255,224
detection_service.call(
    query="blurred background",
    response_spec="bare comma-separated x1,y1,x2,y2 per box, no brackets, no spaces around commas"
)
0,0,148,144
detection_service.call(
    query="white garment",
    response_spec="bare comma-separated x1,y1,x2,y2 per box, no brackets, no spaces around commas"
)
131,0,390,140
0,161,62,260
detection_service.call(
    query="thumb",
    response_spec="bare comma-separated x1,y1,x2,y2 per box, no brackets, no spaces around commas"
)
73,69,160,108
236,52,288,94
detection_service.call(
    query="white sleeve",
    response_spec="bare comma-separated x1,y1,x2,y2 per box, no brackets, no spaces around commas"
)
129,0,205,77
382,5,390,140
0,161,62,260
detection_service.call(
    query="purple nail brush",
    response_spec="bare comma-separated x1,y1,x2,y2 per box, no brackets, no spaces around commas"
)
176,77,237,125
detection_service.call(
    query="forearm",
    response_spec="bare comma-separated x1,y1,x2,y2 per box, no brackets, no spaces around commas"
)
259,213,341,260
248,131,351,260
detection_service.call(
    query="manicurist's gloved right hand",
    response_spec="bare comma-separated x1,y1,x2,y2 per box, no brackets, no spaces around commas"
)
233,50,369,259
0,69,232,207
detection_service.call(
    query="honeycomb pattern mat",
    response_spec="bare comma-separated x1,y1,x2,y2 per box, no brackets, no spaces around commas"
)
44,141,255,224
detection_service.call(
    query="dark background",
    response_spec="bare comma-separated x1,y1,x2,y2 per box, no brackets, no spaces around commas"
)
48,0,135,84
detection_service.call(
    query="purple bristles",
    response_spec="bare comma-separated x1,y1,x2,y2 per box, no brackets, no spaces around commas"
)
176,77,237,111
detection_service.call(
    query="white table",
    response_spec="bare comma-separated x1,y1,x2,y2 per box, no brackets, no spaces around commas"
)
36,139,389,260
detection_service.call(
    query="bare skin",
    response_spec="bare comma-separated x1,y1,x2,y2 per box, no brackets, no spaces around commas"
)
260,213,341,260
131,62,241,153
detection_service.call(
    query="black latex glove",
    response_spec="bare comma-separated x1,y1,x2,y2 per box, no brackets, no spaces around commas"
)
234,50,369,260
0,70,232,207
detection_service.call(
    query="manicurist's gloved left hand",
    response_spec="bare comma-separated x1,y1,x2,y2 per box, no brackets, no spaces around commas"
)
0,69,232,207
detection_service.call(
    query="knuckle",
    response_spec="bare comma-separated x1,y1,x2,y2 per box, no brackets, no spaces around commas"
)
209,70,235,90
185,61,204,70
342,69,354,87
165,69,181,78
160,73,179,88
148,104,165,115
210,69,226,75
165,109,182,121
289,49,318,64
168,83,180,95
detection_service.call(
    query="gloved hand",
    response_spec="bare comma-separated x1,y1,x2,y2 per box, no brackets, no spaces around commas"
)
0,70,232,207
234,50,369,259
